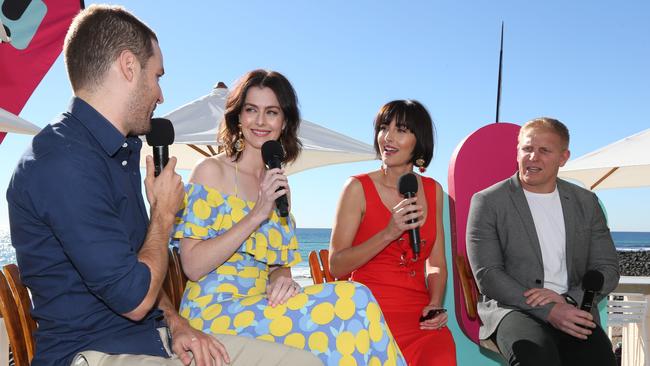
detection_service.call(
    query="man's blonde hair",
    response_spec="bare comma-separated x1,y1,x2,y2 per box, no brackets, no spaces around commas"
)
519,117,570,150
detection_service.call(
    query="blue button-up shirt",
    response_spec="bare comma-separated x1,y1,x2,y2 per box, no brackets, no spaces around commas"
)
7,98,168,366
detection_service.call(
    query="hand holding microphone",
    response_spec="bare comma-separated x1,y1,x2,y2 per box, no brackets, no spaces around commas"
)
146,118,174,177
144,118,183,214
261,140,290,217
580,270,604,313
547,270,603,339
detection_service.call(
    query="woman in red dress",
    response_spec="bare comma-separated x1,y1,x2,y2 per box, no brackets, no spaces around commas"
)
329,100,456,365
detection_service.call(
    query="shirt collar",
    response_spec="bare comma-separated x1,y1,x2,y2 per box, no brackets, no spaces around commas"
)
68,97,127,157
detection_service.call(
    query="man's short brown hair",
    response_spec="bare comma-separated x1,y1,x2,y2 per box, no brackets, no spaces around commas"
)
519,117,570,150
63,4,157,92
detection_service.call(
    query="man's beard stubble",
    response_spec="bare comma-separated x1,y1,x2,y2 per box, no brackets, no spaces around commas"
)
125,77,155,136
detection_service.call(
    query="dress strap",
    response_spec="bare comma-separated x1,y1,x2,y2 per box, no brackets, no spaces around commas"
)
420,176,437,199
352,174,382,210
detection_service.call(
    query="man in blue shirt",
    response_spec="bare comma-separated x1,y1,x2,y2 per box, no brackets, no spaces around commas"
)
6,5,320,366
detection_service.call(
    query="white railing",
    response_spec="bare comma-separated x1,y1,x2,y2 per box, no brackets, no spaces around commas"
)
608,291,649,366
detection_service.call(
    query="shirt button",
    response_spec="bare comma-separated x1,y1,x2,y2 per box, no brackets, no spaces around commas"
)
122,161,127,166
122,142,128,148
409,270,416,277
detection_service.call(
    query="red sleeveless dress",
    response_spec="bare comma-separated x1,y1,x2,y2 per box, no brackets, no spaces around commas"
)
350,174,456,366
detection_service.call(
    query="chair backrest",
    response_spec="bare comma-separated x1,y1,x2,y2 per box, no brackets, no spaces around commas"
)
0,269,30,366
454,255,478,321
2,264,35,361
308,249,349,285
308,251,325,284
318,250,334,283
448,122,520,346
163,247,177,308
164,247,188,310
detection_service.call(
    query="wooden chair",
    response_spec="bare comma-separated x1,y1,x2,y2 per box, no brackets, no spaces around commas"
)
0,269,30,366
163,247,188,310
455,255,478,321
3,264,36,362
308,249,348,285
455,256,502,354
318,250,334,283
163,247,177,308
308,251,325,285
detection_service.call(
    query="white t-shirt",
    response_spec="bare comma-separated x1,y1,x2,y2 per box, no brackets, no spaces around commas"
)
524,187,568,294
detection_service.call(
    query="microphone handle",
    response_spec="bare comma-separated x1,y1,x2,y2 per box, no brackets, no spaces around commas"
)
404,192,421,257
404,192,417,224
409,226,421,255
267,158,289,217
580,290,597,312
276,195,289,217
153,145,169,177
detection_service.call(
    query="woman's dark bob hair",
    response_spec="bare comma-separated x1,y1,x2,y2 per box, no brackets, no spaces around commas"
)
219,69,302,163
373,99,435,168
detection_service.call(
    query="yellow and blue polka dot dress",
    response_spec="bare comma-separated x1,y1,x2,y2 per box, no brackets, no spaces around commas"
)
172,183,406,366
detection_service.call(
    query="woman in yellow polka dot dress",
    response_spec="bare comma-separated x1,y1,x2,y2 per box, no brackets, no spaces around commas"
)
172,69,406,366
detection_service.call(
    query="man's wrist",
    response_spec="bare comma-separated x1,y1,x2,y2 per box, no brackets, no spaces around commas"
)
151,205,176,227
164,309,186,333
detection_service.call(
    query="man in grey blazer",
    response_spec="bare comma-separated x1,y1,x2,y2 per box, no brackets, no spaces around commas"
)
467,118,618,365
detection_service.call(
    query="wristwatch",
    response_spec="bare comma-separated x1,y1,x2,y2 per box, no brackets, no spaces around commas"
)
563,294,578,306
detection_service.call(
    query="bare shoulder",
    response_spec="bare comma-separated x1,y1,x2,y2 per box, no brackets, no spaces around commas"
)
434,179,443,197
342,175,364,195
417,174,440,189
188,154,232,189
342,172,375,202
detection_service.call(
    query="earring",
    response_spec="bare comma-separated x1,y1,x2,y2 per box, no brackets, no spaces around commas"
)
234,128,245,152
415,157,426,173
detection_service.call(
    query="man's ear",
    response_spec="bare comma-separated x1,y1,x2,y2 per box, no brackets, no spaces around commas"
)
560,149,571,167
117,49,138,82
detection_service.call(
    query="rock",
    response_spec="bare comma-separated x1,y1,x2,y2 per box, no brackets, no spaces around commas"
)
617,250,650,276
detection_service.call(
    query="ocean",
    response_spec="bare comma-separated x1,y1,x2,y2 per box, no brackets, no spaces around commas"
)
0,228,333,283
1,229,648,281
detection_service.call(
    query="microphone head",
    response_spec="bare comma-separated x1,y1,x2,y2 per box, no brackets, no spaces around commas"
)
398,173,418,196
146,118,175,146
261,140,285,165
582,270,604,291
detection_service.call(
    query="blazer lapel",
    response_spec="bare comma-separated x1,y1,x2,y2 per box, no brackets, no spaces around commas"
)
557,179,576,278
508,174,544,265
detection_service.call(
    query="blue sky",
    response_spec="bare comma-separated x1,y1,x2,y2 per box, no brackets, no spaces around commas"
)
1,0,649,231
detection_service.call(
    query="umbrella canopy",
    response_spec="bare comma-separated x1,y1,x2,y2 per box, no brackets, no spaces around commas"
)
140,85,376,175
558,128,650,190
0,107,41,135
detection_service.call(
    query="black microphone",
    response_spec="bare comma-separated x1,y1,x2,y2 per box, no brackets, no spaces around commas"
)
261,140,289,217
580,270,604,312
398,173,420,260
145,118,174,177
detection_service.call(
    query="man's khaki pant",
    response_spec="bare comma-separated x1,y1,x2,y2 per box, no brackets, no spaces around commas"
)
71,329,322,366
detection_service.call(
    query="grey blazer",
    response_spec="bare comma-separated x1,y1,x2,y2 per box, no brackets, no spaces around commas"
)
466,173,620,340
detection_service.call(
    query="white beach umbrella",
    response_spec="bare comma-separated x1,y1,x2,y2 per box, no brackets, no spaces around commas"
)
0,107,41,135
141,84,376,175
558,128,650,190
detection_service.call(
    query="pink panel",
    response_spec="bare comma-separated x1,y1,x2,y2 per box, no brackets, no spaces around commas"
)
447,122,520,344
0,1,83,144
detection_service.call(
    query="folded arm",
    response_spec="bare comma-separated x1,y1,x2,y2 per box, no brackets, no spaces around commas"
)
466,192,554,321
